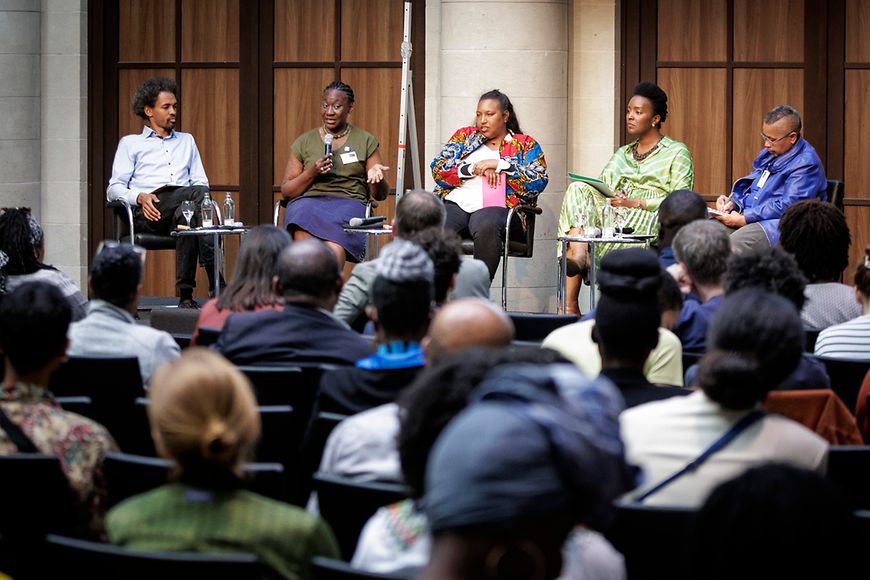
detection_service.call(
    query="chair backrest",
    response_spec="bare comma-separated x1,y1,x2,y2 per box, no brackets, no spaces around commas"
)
55,396,93,417
313,473,411,559
763,389,863,445
0,455,78,540
681,351,705,385
507,312,578,342
45,534,276,580
256,405,298,465
826,446,870,510
150,307,201,336
606,502,697,580
310,556,411,579
826,179,845,212
804,328,821,352
817,356,870,411
196,326,223,347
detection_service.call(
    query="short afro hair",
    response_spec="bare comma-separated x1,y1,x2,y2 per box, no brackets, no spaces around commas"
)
633,82,669,125
133,77,178,121
779,200,850,283
724,246,808,311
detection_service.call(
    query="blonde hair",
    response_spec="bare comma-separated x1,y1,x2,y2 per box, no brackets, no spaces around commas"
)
148,348,260,477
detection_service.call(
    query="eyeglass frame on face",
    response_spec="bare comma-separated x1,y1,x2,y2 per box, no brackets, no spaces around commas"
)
759,130,796,145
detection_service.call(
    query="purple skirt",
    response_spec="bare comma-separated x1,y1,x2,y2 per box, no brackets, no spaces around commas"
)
283,194,367,262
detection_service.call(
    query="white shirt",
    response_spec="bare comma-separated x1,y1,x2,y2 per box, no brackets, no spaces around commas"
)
815,313,870,361
317,402,402,481
445,144,509,213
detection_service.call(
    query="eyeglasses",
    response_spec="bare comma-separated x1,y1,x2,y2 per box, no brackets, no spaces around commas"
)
760,131,795,145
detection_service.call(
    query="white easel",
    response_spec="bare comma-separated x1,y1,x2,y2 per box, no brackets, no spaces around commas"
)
394,1,422,206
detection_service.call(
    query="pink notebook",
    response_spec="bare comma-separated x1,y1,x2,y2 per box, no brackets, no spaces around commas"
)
482,173,506,208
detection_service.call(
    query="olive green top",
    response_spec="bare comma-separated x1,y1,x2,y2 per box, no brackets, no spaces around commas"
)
291,127,379,202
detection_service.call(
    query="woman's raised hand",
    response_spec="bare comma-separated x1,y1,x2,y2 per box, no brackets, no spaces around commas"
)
366,163,390,184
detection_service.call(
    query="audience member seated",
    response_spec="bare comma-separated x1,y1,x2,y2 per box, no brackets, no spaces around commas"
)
0,282,117,536
420,363,636,580
594,249,689,408
670,220,729,351
543,253,685,387
814,245,870,361
422,298,515,364
68,242,179,387
407,227,463,308
191,226,291,344
780,199,862,330
655,189,708,269
315,240,433,417
712,104,827,253
333,190,489,326
106,349,340,579
0,207,87,320
215,238,372,366
687,464,856,579
620,289,828,507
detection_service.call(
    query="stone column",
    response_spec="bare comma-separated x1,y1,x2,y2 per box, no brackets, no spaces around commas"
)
426,0,568,312
0,0,41,212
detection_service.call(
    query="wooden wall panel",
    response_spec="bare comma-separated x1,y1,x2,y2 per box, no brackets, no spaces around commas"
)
845,205,870,276
732,68,804,183
118,68,176,138
274,0,335,61
181,69,240,185
182,0,240,62
657,0,727,62
733,0,804,62
273,68,335,185
846,0,870,62
657,68,728,196
119,0,176,62
341,0,404,62
845,70,870,197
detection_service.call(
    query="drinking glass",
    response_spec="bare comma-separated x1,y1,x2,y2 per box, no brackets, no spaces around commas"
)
615,205,629,237
181,200,195,227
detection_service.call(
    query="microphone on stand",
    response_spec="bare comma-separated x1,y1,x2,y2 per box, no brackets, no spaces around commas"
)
324,133,334,158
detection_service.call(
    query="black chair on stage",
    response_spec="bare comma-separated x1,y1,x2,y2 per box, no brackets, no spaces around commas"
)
826,446,870,510
45,534,277,580
507,311,578,343
816,356,870,411
826,179,845,212
311,556,411,579
313,473,411,559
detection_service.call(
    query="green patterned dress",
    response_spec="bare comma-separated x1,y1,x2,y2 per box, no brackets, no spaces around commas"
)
558,135,694,263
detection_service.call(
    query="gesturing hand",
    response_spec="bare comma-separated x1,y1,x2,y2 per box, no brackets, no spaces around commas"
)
137,193,161,221
367,163,390,184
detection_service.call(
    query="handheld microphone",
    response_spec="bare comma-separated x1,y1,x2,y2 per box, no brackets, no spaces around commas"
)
324,133,334,158
348,215,387,227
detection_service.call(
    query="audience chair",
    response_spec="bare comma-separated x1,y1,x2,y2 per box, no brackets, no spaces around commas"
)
855,510,870,547
256,405,299,466
196,326,222,347
507,312,578,342
45,534,277,580
605,502,697,580
103,452,289,508
816,357,870,411
310,556,411,579
239,364,338,425
459,204,542,310
150,306,201,337
826,179,845,212
109,198,223,246
55,395,93,418
826,446,870,510
804,328,821,352
298,412,350,503
764,390,863,445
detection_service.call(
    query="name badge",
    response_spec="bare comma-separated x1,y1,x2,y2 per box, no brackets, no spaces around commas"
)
757,170,771,190
340,151,359,165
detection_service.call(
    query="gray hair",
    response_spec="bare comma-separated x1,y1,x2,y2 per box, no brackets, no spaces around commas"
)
673,220,730,285
764,104,802,133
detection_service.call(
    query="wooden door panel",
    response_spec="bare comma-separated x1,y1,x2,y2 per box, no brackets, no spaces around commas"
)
733,0,804,62
119,0,176,62
182,0,240,62
274,0,336,61
341,0,404,62
181,68,240,186
657,0,727,62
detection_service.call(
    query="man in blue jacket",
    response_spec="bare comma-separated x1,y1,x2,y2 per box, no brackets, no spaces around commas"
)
714,105,827,253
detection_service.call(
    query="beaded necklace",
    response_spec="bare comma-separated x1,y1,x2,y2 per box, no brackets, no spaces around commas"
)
631,136,663,162
322,124,352,140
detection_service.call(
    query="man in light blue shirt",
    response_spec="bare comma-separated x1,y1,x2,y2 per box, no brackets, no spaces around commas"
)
107,76,221,307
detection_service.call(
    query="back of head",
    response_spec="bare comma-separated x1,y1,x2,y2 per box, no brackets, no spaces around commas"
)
698,289,802,409
672,220,730,285
277,238,341,303
425,299,515,363
395,190,446,238
724,246,807,310
594,249,662,360
779,199,850,282
854,245,870,298
90,243,143,308
0,208,46,290
689,464,854,580
0,281,71,376
658,189,708,246
148,348,260,482
371,239,434,341
217,225,291,311
658,270,684,330
407,227,462,304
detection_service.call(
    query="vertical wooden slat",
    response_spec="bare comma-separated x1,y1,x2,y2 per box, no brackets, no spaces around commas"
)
181,0,240,63
274,0,336,61
657,0,728,62
733,0,804,62
119,0,176,62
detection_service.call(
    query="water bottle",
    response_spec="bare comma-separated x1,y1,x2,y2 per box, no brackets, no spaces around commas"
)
201,192,214,228
601,198,615,238
222,192,235,226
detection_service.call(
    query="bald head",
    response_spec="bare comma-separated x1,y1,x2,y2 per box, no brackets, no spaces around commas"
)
424,299,515,364
277,238,342,305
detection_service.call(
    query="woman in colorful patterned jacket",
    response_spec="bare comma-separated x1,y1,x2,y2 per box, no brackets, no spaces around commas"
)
560,82,694,314
431,90,548,281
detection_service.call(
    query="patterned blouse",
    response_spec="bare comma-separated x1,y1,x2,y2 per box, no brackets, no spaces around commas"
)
431,126,548,219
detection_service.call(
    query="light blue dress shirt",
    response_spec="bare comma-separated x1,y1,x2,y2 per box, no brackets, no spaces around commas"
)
106,125,209,206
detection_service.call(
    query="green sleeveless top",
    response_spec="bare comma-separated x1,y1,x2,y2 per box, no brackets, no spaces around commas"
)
291,127,379,202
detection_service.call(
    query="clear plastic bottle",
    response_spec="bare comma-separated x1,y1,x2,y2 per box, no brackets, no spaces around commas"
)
222,192,235,226
201,192,214,228
601,198,615,237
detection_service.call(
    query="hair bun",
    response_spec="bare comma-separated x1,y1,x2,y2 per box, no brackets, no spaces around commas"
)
201,420,238,463
697,350,765,409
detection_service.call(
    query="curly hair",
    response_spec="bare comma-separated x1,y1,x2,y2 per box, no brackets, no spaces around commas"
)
779,200,850,283
323,80,355,105
0,208,50,293
633,82,669,124
133,77,178,121
856,245,870,297
724,246,808,310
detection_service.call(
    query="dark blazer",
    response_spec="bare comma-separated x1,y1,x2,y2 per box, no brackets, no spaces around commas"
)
214,304,372,367
600,367,690,409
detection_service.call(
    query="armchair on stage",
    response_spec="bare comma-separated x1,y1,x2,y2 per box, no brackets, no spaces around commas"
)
108,198,222,248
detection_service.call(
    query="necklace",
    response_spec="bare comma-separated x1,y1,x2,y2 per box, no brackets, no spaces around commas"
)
631,136,663,162
323,124,352,140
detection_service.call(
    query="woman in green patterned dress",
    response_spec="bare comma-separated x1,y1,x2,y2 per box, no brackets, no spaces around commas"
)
560,82,694,314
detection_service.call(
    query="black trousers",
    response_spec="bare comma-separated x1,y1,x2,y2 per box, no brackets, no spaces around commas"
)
444,201,524,281
132,185,223,297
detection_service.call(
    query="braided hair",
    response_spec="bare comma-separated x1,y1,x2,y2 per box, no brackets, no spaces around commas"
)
323,81,355,105
0,208,51,293
478,89,523,134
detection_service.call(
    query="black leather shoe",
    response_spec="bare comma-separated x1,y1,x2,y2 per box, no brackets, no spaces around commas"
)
178,298,200,309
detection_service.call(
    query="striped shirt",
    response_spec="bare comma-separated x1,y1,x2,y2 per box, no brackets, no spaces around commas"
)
814,314,870,361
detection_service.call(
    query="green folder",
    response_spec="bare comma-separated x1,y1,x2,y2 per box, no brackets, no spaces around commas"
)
567,173,614,197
